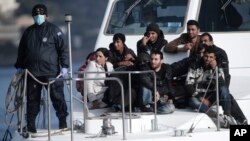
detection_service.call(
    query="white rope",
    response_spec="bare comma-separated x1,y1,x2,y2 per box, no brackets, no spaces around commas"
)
26,69,61,85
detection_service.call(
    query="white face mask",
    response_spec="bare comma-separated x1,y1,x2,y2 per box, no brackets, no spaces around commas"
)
33,15,45,25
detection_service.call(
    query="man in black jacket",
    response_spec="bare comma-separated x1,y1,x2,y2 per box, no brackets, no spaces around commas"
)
15,4,69,133
185,47,248,127
200,32,230,87
139,51,193,113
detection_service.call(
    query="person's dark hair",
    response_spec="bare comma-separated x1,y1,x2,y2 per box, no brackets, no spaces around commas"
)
204,46,216,56
32,4,48,16
86,52,96,60
187,20,200,28
151,50,163,60
201,32,213,42
197,44,209,52
113,33,126,43
85,52,96,64
95,47,110,59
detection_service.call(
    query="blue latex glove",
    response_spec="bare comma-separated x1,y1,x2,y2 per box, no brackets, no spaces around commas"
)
60,68,68,77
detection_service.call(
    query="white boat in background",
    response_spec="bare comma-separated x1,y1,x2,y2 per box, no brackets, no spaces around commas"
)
8,0,250,141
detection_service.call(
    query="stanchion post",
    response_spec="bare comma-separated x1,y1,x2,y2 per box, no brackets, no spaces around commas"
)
65,14,74,141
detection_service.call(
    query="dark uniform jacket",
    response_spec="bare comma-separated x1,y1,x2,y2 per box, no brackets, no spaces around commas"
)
15,21,69,76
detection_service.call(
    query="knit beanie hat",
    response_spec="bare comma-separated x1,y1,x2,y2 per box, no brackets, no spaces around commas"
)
32,4,48,16
146,23,160,34
113,33,126,43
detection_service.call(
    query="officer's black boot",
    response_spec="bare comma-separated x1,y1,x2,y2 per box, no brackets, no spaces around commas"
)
59,117,67,129
27,121,37,133
26,115,37,133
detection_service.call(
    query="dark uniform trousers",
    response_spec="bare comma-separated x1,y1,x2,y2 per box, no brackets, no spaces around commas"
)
26,75,68,127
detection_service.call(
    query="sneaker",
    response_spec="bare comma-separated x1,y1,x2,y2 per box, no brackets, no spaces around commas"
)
111,104,122,112
210,114,227,128
237,119,248,125
98,100,108,108
242,119,248,125
140,104,153,112
27,122,37,133
157,103,175,114
223,115,237,128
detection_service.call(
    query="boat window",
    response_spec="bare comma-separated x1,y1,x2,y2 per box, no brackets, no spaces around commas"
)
105,0,188,35
198,0,250,32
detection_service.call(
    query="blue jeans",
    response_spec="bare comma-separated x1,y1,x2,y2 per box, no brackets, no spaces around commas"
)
157,100,175,114
189,86,232,115
142,87,153,105
142,87,175,114
189,96,210,113
219,86,231,115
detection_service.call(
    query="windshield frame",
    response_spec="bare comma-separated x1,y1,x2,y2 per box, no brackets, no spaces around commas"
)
104,0,190,35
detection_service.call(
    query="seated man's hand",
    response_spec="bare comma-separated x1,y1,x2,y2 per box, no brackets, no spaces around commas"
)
163,95,169,101
210,60,217,69
124,54,135,61
142,36,150,46
178,43,193,52
118,60,134,66
199,97,211,106
155,91,160,102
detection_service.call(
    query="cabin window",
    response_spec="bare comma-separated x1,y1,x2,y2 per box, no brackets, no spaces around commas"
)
198,0,250,32
105,0,188,35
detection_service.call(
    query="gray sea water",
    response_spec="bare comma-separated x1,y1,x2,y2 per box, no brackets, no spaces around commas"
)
1,67,16,140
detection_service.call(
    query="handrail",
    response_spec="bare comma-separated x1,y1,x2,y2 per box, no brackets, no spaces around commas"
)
78,70,157,132
49,76,127,140
5,64,250,141
18,68,227,140
73,77,126,140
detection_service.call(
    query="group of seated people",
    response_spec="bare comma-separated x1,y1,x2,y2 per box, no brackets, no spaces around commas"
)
76,20,248,128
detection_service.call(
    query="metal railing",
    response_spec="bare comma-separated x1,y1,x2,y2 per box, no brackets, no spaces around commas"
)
73,76,126,139
77,70,157,134
48,76,127,140
17,69,156,140
16,67,232,140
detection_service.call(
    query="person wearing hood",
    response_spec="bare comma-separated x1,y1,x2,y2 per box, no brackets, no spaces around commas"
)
137,23,168,57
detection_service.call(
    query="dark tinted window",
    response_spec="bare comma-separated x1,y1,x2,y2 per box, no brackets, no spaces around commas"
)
198,0,250,32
